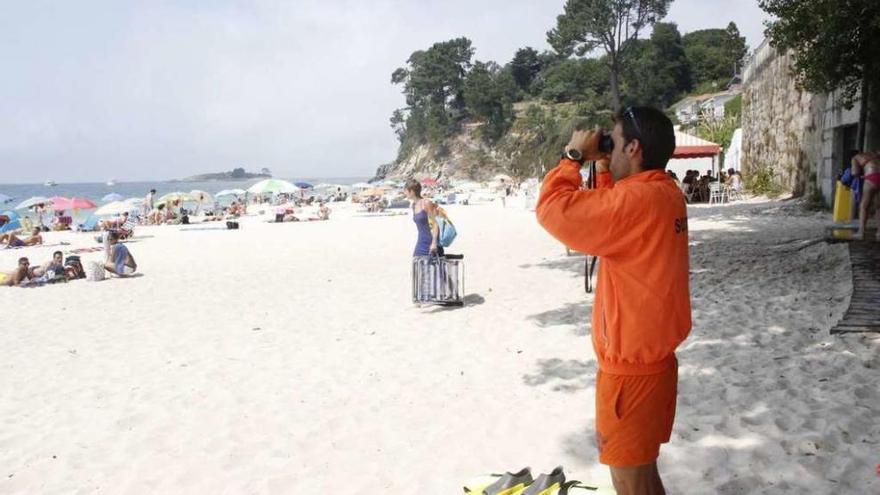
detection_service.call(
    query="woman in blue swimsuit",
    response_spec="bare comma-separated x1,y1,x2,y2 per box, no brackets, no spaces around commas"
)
404,179,442,257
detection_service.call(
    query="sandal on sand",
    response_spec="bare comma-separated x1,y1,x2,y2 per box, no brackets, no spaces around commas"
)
463,467,533,495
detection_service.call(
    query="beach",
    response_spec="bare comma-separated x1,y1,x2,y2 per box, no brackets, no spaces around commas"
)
0,198,877,494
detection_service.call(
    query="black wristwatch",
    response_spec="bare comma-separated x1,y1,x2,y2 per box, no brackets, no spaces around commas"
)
563,148,585,165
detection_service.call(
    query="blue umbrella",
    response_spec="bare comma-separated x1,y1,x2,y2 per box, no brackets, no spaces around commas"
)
0,193,12,204
0,210,21,233
102,193,124,202
294,182,314,189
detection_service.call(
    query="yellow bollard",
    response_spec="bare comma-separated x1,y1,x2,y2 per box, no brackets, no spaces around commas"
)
832,180,853,240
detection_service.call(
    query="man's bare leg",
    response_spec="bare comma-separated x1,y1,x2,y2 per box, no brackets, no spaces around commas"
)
610,463,666,495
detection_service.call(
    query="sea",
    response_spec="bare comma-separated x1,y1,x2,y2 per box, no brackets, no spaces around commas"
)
0,176,371,206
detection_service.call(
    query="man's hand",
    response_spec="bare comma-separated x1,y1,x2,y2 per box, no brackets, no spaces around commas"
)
566,129,609,161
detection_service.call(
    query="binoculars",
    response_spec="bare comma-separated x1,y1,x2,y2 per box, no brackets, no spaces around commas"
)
598,133,614,154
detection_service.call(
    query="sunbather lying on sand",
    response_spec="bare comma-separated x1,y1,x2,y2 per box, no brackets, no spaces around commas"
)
1,257,36,286
3,228,43,248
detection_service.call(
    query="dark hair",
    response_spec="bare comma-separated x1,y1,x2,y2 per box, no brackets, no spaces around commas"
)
18,257,28,264
727,168,735,175
150,189,156,193
53,251,62,257
614,106,676,170
108,232,120,242
404,179,422,197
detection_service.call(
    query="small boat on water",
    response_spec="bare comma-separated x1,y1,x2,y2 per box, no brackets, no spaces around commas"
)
106,179,117,186
44,180,57,187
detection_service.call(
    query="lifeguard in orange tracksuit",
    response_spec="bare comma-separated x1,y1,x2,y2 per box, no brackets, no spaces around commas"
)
537,106,691,495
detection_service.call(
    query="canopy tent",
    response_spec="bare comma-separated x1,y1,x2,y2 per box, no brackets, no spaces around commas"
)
666,128,722,181
672,129,721,159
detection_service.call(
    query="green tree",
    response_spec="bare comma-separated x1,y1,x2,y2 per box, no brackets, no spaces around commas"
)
536,58,610,103
230,167,246,178
464,62,519,141
547,0,672,110
623,22,692,107
760,0,880,149
509,47,543,94
391,38,475,148
683,24,747,88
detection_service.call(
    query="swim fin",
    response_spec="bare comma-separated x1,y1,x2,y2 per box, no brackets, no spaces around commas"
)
463,467,533,495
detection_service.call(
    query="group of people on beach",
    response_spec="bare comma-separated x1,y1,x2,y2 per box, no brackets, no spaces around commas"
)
676,167,743,202
1,231,135,287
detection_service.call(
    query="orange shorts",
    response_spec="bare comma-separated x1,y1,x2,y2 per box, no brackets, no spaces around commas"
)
595,359,678,466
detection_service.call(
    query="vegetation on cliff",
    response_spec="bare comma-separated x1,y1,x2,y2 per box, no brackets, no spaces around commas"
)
384,0,747,179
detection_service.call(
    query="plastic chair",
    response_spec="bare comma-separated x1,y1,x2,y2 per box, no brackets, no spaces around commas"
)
709,183,727,205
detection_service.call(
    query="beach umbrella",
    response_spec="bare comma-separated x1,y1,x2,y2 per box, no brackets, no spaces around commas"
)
49,196,96,211
247,179,299,194
189,190,214,204
294,182,314,189
15,196,50,210
102,193,124,202
216,189,246,197
0,193,12,204
157,191,195,203
94,201,139,216
0,210,21,233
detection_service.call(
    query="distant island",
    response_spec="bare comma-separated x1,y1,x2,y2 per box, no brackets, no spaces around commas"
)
173,167,272,182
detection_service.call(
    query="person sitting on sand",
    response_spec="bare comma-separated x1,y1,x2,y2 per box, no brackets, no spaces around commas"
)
318,202,331,220
103,231,137,277
101,211,129,230
1,257,36,286
33,250,66,279
4,228,43,248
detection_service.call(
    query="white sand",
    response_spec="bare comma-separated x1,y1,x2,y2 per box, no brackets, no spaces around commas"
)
0,198,878,494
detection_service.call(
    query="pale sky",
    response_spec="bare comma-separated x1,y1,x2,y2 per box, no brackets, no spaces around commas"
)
0,0,769,183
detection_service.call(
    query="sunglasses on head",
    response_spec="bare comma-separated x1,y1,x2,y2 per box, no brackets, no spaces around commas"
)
623,106,642,137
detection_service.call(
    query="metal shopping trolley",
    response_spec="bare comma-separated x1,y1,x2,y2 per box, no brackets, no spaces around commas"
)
412,253,465,306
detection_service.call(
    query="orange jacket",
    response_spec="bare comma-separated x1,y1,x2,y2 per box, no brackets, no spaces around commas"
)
537,159,692,375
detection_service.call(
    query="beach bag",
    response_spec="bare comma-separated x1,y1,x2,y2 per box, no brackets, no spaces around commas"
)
64,255,86,280
437,215,457,247
85,261,105,282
